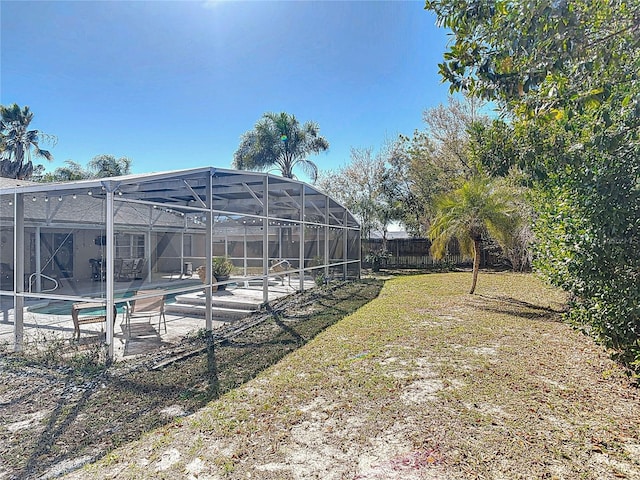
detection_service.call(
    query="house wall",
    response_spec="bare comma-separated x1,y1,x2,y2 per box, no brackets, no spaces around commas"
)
23,228,103,281
153,231,208,273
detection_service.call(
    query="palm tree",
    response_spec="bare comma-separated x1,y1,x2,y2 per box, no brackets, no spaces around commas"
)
233,112,329,182
87,154,132,178
429,177,519,294
0,103,55,179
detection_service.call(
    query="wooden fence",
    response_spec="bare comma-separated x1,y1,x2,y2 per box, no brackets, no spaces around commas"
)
382,254,465,268
361,238,502,269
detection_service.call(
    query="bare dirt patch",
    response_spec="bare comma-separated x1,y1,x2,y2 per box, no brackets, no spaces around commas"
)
2,272,640,480
0,280,383,480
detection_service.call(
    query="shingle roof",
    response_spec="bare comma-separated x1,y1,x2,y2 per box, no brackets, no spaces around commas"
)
0,177,37,188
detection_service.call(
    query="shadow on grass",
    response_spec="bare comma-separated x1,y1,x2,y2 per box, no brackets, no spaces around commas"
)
1,279,384,480
13,378,99,479
475,294,566,322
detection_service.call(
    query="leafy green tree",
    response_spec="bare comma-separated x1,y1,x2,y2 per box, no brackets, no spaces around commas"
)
0,103,55,179
376,167,406,252
389,130,448,236
426,0,640,367
33,160,90,182
87,154,132,177
429,177,519,294
388,96,487,236
233,112,329,182
466,118,534,271
317,147,398,240
33,155,132,183
467,119,518,178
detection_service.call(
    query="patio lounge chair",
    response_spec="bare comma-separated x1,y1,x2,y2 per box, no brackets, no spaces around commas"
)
269,259,291,286
115,258,146,281
124,289,167,336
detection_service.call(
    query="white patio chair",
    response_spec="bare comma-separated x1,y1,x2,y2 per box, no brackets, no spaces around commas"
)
125,289,167,336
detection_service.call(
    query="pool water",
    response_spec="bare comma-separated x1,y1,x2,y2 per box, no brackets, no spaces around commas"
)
29,292,178,316
30,301,127,316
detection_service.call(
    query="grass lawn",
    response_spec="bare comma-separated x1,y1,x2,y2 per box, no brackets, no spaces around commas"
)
62,271,640,480
11,272,640,479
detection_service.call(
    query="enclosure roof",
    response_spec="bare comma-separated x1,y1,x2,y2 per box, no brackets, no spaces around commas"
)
0,167,213,193
0,167,359,228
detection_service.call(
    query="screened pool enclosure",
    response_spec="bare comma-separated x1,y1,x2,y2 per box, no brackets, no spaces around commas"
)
0,168,361,359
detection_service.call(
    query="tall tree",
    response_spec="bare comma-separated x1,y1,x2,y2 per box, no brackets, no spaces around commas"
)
33,155,133,183
0,103,55,179
466,119,534,271
467,119,518,179
33,160,90,182
87,154,132,178
422,96,485,177
429,177,519,294
425,0,640,366
317,147,399,240
388,96,487,236
233,112,329,182
389,130,449,236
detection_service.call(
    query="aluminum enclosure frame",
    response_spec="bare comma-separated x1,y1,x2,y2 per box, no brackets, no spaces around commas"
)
0,167,361,360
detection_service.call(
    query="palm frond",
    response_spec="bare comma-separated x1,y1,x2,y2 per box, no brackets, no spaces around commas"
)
232,112,328,179
429,176,521,259
34,147,53,162
0,104,53,178
294,159,319,183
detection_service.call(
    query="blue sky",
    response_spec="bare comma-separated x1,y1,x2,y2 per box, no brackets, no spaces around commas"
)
1,0,452,181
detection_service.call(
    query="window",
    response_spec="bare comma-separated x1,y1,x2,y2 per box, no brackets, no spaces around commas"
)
115,233,145,258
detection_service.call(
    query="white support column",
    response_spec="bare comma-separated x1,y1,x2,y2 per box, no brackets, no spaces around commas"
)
343,213,348,280
278,227,282,259
262,176,269,303
180,231,185,275
299,187,305,292
145,229,151,280
205,173,213,331
105,189,115,361
357,228,362,279
324,196,329,280
34,226,41,292
243,225,248,277
13,193,24,352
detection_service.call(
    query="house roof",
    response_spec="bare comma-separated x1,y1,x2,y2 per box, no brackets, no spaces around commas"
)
0,177,37,188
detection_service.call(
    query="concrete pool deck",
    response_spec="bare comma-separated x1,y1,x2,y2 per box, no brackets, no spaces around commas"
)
0,281,308,360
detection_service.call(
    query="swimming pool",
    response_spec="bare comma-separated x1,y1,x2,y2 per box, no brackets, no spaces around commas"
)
28,292,179,316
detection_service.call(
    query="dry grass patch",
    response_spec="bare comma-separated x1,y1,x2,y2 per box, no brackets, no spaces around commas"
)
59,271,640,480
0,280,382,480
6,273,640,480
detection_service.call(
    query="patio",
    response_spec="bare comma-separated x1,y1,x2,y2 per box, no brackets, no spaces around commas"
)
0,168,360,360
0,275,315,360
